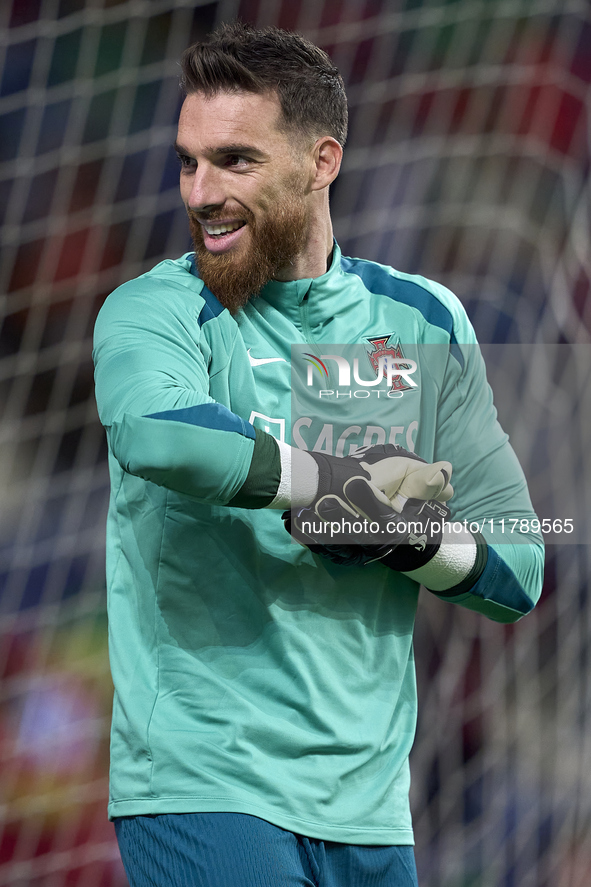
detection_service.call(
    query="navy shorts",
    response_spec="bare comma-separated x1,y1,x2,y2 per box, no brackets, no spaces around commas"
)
114,812,419,887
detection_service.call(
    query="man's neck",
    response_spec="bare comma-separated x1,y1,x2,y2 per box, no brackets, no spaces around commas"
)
273,204,334,281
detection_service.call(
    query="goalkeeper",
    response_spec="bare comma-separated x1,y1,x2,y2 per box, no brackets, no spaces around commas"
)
94,21,544,887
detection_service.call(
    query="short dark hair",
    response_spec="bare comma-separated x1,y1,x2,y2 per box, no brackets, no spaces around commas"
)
179,22,348,147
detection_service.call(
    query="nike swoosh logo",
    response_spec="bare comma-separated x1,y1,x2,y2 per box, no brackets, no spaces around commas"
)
248,349,287,367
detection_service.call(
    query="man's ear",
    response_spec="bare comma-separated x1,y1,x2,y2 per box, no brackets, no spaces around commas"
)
310,137,343,191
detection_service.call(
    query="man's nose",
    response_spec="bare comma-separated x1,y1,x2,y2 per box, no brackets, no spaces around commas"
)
187,165,226,212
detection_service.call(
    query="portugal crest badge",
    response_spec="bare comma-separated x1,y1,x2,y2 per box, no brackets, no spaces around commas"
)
366,336,416,392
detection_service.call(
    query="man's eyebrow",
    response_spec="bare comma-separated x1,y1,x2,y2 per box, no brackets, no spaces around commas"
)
173,141,268,160
174,141,191,156
208,144,268,159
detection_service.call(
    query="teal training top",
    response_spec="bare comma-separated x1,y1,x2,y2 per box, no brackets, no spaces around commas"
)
93,243,544,844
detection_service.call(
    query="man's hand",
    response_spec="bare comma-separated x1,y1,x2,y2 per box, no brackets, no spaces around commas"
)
283,445,452,571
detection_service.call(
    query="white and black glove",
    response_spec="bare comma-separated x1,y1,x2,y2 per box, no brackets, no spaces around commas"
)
283,444,453,572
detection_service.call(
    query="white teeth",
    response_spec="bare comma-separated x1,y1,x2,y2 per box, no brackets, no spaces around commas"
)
203,221,244,236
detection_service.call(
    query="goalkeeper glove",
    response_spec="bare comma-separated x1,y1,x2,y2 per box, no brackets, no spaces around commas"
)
283,445,452,572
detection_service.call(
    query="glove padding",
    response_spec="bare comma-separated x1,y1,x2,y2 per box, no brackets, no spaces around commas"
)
348,444,453,511
284,445,452,572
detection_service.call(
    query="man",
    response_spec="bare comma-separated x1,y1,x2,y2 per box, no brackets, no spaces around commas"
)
93,22,544,887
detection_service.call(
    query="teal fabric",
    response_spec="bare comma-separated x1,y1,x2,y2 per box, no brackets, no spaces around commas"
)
93,244,543,842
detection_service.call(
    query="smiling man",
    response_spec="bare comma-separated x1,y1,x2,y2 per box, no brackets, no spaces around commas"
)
93,22,543,887
177,83,340,310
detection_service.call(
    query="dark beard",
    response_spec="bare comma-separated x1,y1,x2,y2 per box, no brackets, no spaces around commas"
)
188,197,308,313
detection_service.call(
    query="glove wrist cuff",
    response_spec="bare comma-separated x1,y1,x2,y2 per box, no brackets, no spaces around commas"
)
425,532,488,596
268,443,319,510
403,526,483,590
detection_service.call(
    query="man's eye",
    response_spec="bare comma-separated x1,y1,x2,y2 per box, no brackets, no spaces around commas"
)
176,154,195,169
226,155,249,168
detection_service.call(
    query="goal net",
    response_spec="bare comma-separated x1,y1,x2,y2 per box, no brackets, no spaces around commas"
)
0,0,589,884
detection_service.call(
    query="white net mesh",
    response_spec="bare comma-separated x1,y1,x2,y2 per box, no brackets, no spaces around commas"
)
1,0,589,884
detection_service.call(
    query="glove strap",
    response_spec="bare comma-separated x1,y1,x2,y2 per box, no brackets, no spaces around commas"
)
378,499,450,572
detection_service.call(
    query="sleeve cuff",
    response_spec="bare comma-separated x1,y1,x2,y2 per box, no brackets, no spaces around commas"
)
227,428,281,508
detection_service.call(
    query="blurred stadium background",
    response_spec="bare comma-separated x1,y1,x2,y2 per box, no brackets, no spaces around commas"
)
1,0,590,884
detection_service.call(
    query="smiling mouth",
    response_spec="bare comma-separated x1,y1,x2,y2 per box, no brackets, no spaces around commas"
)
202,220,246,238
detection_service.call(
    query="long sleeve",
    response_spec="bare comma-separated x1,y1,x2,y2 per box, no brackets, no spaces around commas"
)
93,260,280,507
430,304,544,622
